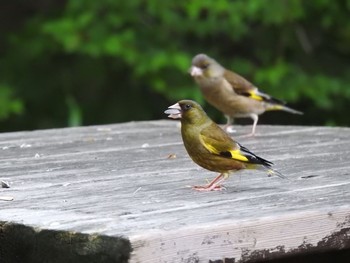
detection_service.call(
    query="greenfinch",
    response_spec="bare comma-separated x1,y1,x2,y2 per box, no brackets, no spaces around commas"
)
189,54,302,136
165,100,285,191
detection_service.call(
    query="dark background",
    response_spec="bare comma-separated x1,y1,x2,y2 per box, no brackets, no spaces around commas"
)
1,0,349,132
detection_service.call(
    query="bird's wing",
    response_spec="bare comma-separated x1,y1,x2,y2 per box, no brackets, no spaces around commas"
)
236,144,273,166
223,70,285,105
199,124,271,166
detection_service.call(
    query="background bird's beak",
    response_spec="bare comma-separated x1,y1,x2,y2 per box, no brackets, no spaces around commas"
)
164,103,182,119
189,66,203,76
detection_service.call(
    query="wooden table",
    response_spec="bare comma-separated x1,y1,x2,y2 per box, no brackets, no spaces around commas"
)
1,121,349,262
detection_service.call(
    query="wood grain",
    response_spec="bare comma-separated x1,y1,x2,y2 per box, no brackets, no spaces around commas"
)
1,121,350,262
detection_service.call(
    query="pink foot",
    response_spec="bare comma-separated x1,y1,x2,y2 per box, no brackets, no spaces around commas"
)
192,184,226,192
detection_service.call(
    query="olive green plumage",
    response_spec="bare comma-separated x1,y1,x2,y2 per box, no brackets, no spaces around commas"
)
165,100,285,191
189,54,303,136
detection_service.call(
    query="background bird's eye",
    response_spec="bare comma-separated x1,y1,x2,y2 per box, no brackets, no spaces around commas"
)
202,63,209,69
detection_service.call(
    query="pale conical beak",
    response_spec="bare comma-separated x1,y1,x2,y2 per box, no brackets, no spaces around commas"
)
189,66,203,77
164,103,182,119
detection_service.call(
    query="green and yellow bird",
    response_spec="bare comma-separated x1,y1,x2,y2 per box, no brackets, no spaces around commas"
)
189,54,303,136
165,100,285,191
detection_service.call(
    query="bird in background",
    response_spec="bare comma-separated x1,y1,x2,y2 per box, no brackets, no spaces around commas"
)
164,100,286,191
189,54,303,136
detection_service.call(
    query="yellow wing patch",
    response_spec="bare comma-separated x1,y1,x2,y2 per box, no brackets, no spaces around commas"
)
199,134,220,155
228,150,249,162
247,90,263,101
199,135,249,162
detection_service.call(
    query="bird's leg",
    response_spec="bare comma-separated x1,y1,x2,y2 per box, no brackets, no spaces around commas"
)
224,115,236,133
240,114,258,137
250,114,258,135
192,173,226,191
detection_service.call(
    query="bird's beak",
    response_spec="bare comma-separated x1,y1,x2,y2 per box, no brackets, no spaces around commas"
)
164,103,182,119
189,66,203,77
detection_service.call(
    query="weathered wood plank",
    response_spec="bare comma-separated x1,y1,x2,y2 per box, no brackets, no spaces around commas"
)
0,121,350,262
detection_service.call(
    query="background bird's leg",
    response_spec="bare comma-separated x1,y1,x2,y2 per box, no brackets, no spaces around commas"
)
224,115,236,133
240,114,258,137
250,114,258,136
192,173,226,191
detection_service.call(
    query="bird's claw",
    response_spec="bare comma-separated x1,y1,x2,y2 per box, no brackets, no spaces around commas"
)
192,184,226,192
224,125,236,133
238,132,256,138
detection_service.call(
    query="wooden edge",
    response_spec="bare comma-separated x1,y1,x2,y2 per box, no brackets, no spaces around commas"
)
130,208,350,263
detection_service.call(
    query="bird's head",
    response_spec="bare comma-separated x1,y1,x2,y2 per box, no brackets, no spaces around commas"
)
189,54,225,79
164,100,208,125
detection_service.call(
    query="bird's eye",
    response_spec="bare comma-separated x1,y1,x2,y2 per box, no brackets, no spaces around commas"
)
202,63,209,69
184,104,192,110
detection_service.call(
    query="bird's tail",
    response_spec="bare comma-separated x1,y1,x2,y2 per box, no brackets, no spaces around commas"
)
266,168,289,180
252,162,288,180
266,104,303,115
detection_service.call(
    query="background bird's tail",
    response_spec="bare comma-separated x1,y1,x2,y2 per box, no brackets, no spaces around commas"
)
267,104,303,115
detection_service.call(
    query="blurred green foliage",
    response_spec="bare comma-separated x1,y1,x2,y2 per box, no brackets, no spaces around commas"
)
0,84,23,120
0,0,349,132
